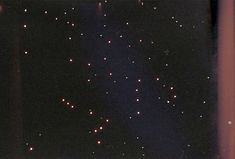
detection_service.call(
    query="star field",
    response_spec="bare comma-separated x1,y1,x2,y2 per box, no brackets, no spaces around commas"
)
0,0,217,158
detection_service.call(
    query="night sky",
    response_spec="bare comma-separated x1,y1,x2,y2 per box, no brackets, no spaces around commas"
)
1,0,217,158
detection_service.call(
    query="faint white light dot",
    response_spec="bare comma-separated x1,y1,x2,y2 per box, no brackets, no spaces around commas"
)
228,121,232,125
207,76,210,79
99,34,103,37
125,76,128,79
158,96,161,100
175,20,178,23
153,7,157,10
170,87,174,90
29,147,34,151
137,111,140,115
126,22,129,25
136,98,140,102
23,24,27,28
97,140,101,144
44,10,48,14
24,9,27,12
69,58,73,62
105,0,108,3
24,51,28,54
98,2,102,6
104,57,107,61
165,63,169,67
136,89,139,92
181,111,184,114
187,144,191,147
72,7,75,10
106,119,109,122
104,14,106,17
67,21,70,24
89,111,93,115
80,33,84,36
138,79,141,82
172,16,175,19
94,129,97,133
132,61,135,64
156,77,160,81
109,72,112,76
148,57,151,60
105,91,109,95
87,79,91,82
62,98,65,102
129,116,132,119
64,12,67,15
99,126,103,130
173,95,177,98
128,45,131,48
137,136,139,139
88,63,91,66
179,24,183,27
203,101,206,104
39,133,42,136
200,114,203,118
68,37,72,40
139,39,142,43
120,35,123,38
71,105,74,109
142,154,145,157
103,24,106,27
167,100,170,104
72,23,75,27
108,40,111,44
55,17,58,20
66,102,70,105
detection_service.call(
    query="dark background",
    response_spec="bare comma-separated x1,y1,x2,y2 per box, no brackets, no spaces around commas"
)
1,0,217,158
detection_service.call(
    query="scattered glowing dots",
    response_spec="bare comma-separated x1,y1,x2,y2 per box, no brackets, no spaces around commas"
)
97,140,101,145
228,121,232,125
175,20,178,23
